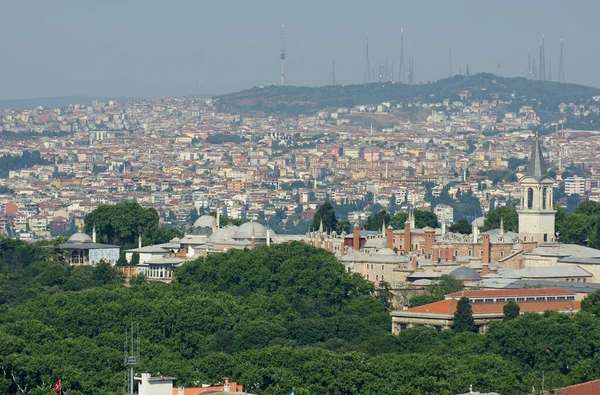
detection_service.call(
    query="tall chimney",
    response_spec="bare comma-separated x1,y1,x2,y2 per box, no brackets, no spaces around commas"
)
403,220,411,254
386,225,394,249
353,222,360,251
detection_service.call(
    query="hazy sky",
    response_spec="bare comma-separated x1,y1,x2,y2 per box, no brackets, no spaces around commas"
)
0,1,598,99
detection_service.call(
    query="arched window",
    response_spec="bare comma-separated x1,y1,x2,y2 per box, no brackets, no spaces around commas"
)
527,187,534,209
542,187,547,209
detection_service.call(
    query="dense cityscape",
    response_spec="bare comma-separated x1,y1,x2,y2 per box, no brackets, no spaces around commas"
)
4,3,600,394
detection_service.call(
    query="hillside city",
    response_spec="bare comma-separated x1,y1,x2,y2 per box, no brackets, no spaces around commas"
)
5,77,600,395
1,84,600,239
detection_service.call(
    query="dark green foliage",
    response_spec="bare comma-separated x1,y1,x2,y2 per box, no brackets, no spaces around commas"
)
205,133,248,144
453,297,476,333
389,209,439,230
5,239,600,394
365,210,390,231
408,275,463,308
503,301,520,321
311,202,337,232
84,202,183,250
556,200,600,248
129,252,140,266
581,289,600,317
408,294,442,308
449,218,472,234
0,150,50,177
429,275,464,297
482,205,518,233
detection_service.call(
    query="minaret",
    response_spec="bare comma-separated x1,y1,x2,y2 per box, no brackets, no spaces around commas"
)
138,234,142,249
517,132,556,244
472,221,479,244
441,214,447,235
216,205,220,229
266,225,271,247
92,225,96,243
500,217,504,235
280,24,286,86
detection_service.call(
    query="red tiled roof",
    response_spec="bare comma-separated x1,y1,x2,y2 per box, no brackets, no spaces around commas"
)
556,379,600,395
405,299,580,316
446,288,575,298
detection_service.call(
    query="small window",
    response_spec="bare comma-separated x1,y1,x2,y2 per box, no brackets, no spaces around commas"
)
454,250,458,256
544,233,548,242
500,251,504,258
468,250,472,256
366,275,369,280
382,265,384,271
381,275,384,281
524,236,527,242
526,297,535,301
376,275,378,281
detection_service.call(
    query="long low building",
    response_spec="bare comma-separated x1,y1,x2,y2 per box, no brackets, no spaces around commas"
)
390,288,580,334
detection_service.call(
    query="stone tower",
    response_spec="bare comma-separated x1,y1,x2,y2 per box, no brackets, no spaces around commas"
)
517,133,556,244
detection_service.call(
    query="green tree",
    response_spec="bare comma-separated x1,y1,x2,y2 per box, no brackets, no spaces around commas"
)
365,210,391,231
449,218,472,234
129,273,147,286
582,289,600,317
453,297,476,332
429,275,464,298
311,202,337,232
503,301,520,321
129,252,140,266
84,202,182,250
408,294,442,308
482,205,518,232
335,220,351,234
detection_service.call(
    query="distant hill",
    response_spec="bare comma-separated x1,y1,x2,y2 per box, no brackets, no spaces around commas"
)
0,95,141,111
215,73,600,119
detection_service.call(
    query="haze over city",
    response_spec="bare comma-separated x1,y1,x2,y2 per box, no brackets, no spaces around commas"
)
0,0,599,99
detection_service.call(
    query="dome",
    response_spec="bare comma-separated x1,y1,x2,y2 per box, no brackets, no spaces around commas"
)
68,232,93,243
208,225,239,243
193,215,216,229
376,247,397,255
449,266,481,281
233,222,268,239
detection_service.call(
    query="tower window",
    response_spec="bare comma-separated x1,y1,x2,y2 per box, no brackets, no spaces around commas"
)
544,233,548,242
542,187,547,209
527,187,534,209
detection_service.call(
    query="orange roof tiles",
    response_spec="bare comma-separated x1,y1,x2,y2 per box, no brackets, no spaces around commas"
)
405,299,580,316
446,288,575,298
556,379,600,395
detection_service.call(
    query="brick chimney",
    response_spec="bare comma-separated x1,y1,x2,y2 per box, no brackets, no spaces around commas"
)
411,255,418,272
482,234,491,263
432,246,439,262
403,221,411,254
386,225,394,249
481,263,489,276
353,222,360,251
424,228,435,254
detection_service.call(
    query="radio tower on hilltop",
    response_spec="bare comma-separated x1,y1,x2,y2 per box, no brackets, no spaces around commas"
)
364,33,370,84
539,35,546,81
280,24,286,86
399,28,404,83
558,39,565,83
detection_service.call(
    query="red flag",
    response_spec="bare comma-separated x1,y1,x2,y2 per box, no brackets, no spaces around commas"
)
52,379,61,393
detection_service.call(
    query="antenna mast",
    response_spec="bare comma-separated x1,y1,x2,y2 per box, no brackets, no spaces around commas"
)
125,323,140,395
280,24,286,86
399,28,404,83
558,39,565,83
331,59,336,86
364,33,370,84
449,44,453,77
539,35,546,81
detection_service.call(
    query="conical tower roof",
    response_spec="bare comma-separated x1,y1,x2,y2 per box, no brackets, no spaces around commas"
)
526,133,548,179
